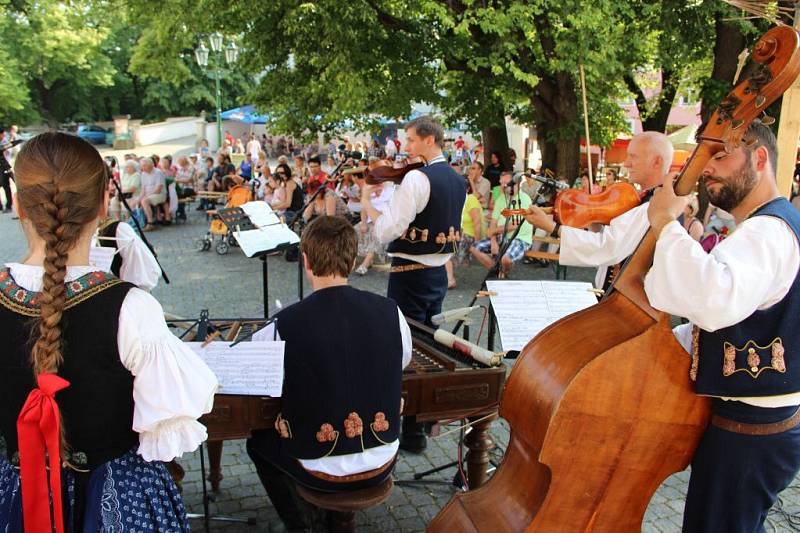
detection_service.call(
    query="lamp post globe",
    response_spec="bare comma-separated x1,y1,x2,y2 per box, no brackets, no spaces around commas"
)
209,32,223,53
225,42,238,65
194,42,209,67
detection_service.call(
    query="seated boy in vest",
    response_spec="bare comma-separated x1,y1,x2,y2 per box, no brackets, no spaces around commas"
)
248,215,412,529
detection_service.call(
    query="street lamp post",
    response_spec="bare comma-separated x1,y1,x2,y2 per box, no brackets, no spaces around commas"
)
195,32,238,151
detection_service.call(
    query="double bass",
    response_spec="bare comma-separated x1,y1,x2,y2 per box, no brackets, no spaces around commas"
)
429,26,800,532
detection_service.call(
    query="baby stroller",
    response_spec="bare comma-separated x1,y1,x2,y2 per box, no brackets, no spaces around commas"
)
197,183,254,255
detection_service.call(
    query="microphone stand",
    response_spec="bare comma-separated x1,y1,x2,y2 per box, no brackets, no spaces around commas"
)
284,159,349,301
110,178,170,284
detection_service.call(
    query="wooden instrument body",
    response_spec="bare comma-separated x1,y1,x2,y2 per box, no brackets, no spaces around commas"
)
428,293,709,532
555,182,641,228
366,156,425,184
430,25,800,533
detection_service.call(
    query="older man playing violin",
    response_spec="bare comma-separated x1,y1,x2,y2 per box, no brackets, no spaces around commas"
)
523,131,673,291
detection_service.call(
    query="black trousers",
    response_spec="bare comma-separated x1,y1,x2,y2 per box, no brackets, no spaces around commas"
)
683,399,800,533
246,429,392,529
0,178,11,210
386,257,448,326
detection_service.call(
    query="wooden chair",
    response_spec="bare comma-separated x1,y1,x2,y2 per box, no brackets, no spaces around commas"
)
295,477,394,533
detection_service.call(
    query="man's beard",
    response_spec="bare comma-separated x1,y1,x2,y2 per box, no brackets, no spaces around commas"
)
703,157,758,212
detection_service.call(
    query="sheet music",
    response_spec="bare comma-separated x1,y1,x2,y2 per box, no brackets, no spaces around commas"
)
486,280,598,351
233,224,300,257
89,245,115,272
240,201,280,227
187,341,285,396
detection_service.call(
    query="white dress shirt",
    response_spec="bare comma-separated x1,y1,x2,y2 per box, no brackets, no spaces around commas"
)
559,203,651,288
6,263,219,461
644,214,800,407
373,155,456,267
92,222,161,291
253,307,412,476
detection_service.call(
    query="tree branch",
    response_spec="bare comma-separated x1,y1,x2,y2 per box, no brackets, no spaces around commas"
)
365,0,414,32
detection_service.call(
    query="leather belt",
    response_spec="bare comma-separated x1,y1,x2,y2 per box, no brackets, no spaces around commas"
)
390,263,435,274
711,407,800,436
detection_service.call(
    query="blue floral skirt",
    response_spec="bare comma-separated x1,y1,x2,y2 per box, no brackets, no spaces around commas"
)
0,449,188,532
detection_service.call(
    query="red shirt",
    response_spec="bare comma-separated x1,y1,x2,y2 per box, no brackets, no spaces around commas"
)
455,139,465,150
307,171,332,194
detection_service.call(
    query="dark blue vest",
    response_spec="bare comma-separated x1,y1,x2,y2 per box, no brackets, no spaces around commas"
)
276,285,404,459
386,161,466,256
695,197,800,397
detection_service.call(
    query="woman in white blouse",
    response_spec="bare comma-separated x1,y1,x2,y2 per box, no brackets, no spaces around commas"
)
0,132,217,532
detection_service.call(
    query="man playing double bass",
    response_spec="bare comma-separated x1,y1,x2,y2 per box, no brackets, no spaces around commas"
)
645,121,800,532
523,131,673,290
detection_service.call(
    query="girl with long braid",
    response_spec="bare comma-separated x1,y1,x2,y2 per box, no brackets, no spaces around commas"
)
0,132,218,532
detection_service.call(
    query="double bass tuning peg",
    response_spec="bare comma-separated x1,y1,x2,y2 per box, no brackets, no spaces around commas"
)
761,114,776,126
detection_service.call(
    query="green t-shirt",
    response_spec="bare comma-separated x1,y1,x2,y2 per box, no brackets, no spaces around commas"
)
492,191,533,244
461,193,484,239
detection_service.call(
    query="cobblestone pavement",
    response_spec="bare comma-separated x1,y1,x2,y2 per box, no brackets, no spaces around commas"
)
2,206,800,532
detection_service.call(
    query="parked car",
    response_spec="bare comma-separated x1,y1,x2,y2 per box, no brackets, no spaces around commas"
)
76,124,109,144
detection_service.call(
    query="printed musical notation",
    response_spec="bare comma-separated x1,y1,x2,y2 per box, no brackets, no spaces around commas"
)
486,280,598,351
187,341,285,396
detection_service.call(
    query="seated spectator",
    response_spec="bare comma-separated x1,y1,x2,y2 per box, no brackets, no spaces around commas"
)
293,155,310,186
238,152,254,181
338,168,362,222
467,161,491,210
270,165,303,221
174,156,197,220
306,156,332,195
234,139,246,154
445,179,484,287
110,160,141,221
470,172,533,277
303,186,349,222
682,194,704,242
247,216,410,531
210,153,235,192
139,158,167,232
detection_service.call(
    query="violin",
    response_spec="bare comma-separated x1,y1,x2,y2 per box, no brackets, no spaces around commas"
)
429,26,800,533
501,181,641,228
365,156,425,184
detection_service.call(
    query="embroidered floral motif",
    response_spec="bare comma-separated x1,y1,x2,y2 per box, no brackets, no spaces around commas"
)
343,412,363,438
435,232,447,244
747,348,761,372
316,423,337,443
772,341,787,373
372,413,389,432
723,344,736,376
400,397,405,415
274,414,291,438
690,326,700,381
0,267,120,316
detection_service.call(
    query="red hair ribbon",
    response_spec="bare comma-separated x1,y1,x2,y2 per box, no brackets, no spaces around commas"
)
16,373,70,533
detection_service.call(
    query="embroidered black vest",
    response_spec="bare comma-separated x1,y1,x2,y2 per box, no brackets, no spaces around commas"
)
694,198,800,397
275,285,403,460
98,219,123,277
0,269,138,470
386,161,466,257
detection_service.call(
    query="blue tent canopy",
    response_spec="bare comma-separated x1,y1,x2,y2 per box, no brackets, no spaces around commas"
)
220,105,271,124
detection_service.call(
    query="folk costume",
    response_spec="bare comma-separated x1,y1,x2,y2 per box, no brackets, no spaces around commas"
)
247,285,411,529
559,200,651,291
96,219,160,291
645,197,800,532
0,263,218,532
374,154,466,325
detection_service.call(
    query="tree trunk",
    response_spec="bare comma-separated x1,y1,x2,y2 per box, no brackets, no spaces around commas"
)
481,107,510,170
556,136,580,183
640,66,681,133
535,118,558,174
697,14,748,220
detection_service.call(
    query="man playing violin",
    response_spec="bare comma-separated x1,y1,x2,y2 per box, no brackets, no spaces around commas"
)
360,115,466,325
523,131,673,291
645,121,800,533
360,115,466,453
